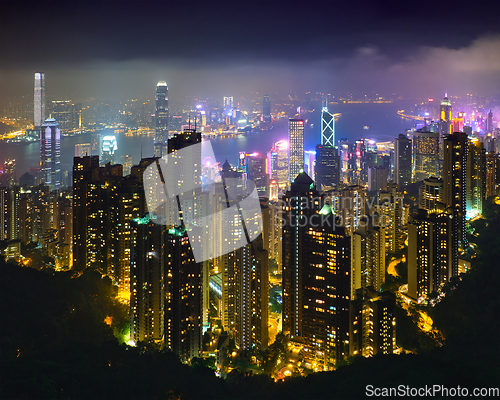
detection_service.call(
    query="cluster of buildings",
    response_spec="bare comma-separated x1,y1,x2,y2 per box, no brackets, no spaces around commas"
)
1,75,499,373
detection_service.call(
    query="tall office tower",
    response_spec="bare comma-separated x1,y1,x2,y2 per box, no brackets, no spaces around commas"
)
420,177,444,211
288,119,305,182
0,187,20,241
337,185,366,235
40,118,61,190
91,133,102,158
261,198,282,273
262,95,271,123
367,166,387,191
245,152,269,196
353,140,366,186
154,81,169,157
121,155,133,176
439,95,452,136
71,102,82,130
486,110,494,133
485,153,500,198
394,134,412,188
338,138,352,184
101,135,118,165
351,219,385,299
130,215,165,346
304,150,316,179
413,128,439,182
315,145,340,191
282,172,351,370
321,100,335,146
75,143,91,157
268,140,289,192
443,132,468,253
407,209,455,301
350,288,396,357
223,96,233,121
452,112,465,133
72,156,123,272
50,100,72,132
34,72,45,129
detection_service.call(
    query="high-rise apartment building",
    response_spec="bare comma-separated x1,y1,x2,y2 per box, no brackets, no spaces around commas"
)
351,219,385,299
0,187,20,241
154,81,169,157
40,118,61,190
350,288,396,357
408,209,455,300
420,177,444,212
367,166,387,191
466,139,486,219
282,172,351,370
34,72,45,129
394,134,412,188
443,132,468,253
485,153,500,198
315,145,340,191
288,119,305,183
130,215,165,346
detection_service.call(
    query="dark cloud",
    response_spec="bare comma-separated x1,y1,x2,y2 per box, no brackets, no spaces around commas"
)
1,0,499,100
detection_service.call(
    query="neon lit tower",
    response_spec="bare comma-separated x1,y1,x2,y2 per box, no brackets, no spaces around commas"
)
288,119,304,182
321,99,335,146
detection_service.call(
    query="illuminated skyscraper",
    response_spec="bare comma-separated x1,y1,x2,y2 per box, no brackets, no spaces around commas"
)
40,118,61,190
367,166,387,191
262,95,271,124
420,177,444,212
75,143,91,157
485,153,500,198
407,209,454,301
412,128,439,182
443,131,467,257
394,134,411,188
154,81,169,157
245,152,269,196
268,140,289,192
321,100,335,146
282,172,351,370
288,119,304,182
439,95,452,135
315,145,340,191
486,110,494,133
34,72,45,129
466,139,486,219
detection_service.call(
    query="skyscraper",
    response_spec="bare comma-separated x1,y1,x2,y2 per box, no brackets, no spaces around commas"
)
315,144,340,191
40,118,61,190
321,100,335,146
443,131,468,256
282,172,351,370
50,100,72,132
412,128,439,182
407,209,454,301
154,81,169,157
367,166,388,191
394,134,412,188
466,139,486,219
262,95,271,124
34,72,45,129
288,119,304,183
439,95,452,136
268,140,289,192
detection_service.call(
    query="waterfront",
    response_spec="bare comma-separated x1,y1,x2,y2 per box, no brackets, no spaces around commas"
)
0,100,416,180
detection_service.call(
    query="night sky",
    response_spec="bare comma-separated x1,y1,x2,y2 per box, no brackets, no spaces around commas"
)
1,0,499,101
